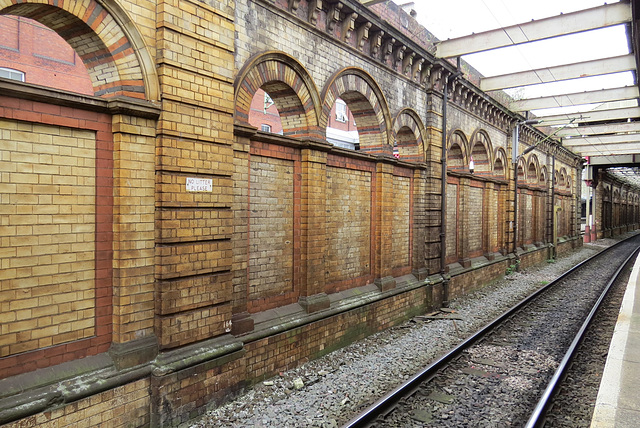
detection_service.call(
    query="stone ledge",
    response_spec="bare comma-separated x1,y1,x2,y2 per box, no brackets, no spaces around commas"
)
0,79,161,119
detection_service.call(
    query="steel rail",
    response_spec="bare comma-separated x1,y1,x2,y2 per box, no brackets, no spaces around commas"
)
524,245,640,427
342,237,638,428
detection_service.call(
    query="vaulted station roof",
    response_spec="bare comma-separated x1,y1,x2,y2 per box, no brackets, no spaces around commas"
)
434,0,640,168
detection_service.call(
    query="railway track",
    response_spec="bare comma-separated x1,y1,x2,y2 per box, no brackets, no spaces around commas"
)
343,236,640,427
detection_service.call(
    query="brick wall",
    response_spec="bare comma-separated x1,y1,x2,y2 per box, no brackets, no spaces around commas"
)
249,155,296,303
5,379,150,427
523,192,533,244
0,118,97,357
325,166,372,288
154,0,235,349
154,280,435,427
392,175,411,269
0,94,113,379
0,0,594,426
446,183,458,263
467,186,483,256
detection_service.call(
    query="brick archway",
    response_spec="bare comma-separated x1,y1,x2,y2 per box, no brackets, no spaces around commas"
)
321,67,392,155
493,148,508,179
526,154,540,185
447,129,468,171
469,129,493,175
0,0,159,100
235,51,322,139
392,108,426,162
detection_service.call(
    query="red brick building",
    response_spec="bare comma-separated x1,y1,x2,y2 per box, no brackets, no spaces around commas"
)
0,16,92,94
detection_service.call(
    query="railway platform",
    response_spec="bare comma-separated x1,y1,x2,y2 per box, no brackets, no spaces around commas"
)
590,251,640,427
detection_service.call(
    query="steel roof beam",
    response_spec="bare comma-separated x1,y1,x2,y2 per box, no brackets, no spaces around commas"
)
435,2,631,58
534,106,640,125
565,145,640,156
360,0,387,5
563,133,640,146
554,121,640,137
480,55,636,91
510,86,639,112
588,155,640,165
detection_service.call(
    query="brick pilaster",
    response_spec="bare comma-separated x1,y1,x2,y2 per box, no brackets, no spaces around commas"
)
111,114,157,360
458,177,471,268
299,147,329,312
154,0,235,347
374,161,396,291
231,128,254,335
483,182,495,258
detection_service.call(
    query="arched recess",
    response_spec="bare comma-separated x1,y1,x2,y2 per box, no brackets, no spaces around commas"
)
516,157,526,181
493,148,507,179
234,51,322,138
0,0,159,100
392,108,427,162
447,130,468,171
235,51,322,139
526,155,540,185
469,129,493,174
321,67,392,155
556,170,565,188
540,166,548,186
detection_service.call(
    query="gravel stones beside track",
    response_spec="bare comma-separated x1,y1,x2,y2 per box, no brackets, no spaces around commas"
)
189,240,620,428
543,252,632,427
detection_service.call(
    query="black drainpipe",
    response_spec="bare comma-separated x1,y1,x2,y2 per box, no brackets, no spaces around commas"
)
551,152,556,258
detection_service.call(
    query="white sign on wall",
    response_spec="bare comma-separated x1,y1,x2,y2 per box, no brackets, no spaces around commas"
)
186,177,213,192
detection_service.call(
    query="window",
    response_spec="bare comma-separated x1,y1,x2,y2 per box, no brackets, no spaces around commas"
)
261,124,272,133
335,99,347,123
0,67,25,82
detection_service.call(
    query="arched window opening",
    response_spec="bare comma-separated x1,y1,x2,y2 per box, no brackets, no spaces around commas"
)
326,97,359,149
395,126,420,161
0,15,92,94
447,132,467,171
448,143,465,170
527,162,537,185
540,167,547,187
470,141,490,174
322,71,390,156
494,157,505,178
517,164,526,181
469,131,492,175
248,88,283,135
555,172,563,188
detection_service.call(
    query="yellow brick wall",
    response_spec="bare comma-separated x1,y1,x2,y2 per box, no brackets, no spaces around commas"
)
111,115,157,344
325,167,372,284
468,186,483,252
391,175,410,269
0,118,96,357
446,183,458,261
154,0,235,348
248,155,295,301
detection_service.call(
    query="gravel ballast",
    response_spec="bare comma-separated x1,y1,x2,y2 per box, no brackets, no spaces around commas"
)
189,239,623,428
